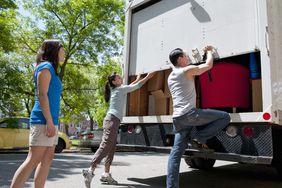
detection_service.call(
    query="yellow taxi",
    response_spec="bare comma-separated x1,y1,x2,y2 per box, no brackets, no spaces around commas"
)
0,117,72,153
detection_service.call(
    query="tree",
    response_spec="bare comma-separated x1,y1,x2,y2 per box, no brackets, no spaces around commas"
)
0,15,44,117
22,0,124,78
0,0,30,117
0,0,17,52
0,59,31,117
12,0,125,126
0,0,17,10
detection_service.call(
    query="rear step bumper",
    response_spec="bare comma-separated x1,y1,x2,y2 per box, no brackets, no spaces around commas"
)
116,144,273,165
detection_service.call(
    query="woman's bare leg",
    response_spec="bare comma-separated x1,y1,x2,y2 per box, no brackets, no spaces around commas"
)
10,146,46,188
34,146,55,188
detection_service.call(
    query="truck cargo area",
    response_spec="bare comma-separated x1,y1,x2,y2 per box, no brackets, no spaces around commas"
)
126,52,263,117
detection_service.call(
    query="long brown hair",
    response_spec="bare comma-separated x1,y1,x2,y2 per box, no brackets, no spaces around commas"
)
104,72,117,103
36,39,63,75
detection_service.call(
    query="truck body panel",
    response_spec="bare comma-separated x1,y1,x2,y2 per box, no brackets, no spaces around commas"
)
123,0,279,123
121,0,282,174
267,0,282,125
129,0,259,74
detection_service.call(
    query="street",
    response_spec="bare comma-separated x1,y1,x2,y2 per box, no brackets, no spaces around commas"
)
0,150,282,188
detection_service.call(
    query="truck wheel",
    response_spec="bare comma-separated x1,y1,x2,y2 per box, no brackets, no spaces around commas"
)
274,163,282,179
184,157,196,168
184,157,215,169
55,138,65,153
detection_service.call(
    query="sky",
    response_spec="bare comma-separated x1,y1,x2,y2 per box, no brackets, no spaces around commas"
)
17,2,45,29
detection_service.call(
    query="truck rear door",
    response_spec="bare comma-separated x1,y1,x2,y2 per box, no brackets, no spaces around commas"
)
127,0,259,75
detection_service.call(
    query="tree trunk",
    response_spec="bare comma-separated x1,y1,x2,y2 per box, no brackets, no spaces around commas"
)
90,116,94,131
88,110,94,131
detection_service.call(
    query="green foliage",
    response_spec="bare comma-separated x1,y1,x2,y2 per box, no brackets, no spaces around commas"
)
0,0,17,10
59,62,93,123
22,0,125,78
0,0,17,52
1,0,125,128
0,58,31,117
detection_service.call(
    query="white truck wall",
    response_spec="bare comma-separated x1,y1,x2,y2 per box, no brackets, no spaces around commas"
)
123,0,278,124
129,0,259,75
267,0,282,124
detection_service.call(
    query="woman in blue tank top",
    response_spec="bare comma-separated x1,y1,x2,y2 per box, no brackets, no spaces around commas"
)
11,40,64,188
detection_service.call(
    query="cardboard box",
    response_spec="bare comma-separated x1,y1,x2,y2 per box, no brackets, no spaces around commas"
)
252,79,262,112
150,90,169,115
148,95,155,115
164,69,172,97
147,71,164,92
127,76,148,116
169,97,173,115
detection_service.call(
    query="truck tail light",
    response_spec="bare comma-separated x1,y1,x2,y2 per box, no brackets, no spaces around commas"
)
88,133,94,139
127,125,134,134
263,112,271,120
242,127,254,138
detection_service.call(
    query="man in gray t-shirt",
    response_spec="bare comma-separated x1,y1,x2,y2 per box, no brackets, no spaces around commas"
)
166,47,230,188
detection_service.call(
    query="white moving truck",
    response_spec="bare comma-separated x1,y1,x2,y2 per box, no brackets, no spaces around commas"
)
120,0,282,176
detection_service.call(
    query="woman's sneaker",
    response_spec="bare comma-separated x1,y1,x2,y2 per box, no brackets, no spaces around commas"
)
100,173,118,185
82,169,94,188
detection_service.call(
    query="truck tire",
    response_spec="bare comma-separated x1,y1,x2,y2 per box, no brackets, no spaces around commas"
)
55,138,65,153
184,157,215,169
184,157,197,168
272,126,282,180
274,163,282,179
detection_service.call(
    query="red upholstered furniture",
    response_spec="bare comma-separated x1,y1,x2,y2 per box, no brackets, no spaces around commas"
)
199,62,250,109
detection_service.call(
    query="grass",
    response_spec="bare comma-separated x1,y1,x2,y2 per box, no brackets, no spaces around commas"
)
71,139,80,146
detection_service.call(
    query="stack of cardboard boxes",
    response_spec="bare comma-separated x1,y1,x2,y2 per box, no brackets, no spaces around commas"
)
127,69,173,116
251,79,262,112
148,70,172,115
127,76,149,116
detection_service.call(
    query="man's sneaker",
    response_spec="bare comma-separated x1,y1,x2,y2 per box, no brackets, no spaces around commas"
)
100,173,118,185
82,169,94,188
189,139,214,153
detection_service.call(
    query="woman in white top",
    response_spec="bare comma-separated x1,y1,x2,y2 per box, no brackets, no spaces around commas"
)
82,71,155,188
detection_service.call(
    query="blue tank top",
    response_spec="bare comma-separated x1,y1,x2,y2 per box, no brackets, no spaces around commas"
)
30,62,62,125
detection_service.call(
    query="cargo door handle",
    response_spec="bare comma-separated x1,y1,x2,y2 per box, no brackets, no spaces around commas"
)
265,26,270,56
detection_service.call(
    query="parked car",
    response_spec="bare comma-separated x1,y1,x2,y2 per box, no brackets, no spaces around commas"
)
69,135,79,140
0,117,72,153
79,129,120,152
